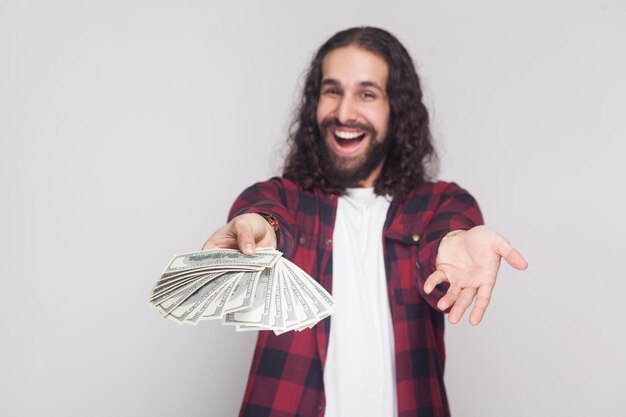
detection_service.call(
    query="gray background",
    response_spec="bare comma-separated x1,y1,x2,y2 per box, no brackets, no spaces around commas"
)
1,1,624,416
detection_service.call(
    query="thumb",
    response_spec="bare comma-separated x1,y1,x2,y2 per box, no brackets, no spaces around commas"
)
232,219,256,255
504,248,528,270
496,237,528,270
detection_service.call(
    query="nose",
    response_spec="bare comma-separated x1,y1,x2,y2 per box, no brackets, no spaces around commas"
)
336,95,357,124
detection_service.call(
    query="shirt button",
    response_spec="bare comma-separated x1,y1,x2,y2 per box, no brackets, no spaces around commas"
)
328,193,335,199
318,403,325,412
411,234,421,242
299,236,306,244
325,238,332,245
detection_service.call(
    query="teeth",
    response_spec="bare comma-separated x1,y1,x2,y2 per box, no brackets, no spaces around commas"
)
334,130,363,140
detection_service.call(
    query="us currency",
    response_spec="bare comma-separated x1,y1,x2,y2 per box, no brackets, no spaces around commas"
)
190,277,239,323
270,270,284,329
274,270,319,335
166,273,234,323
278,265,298,326
151,270,221,302
181,278,234,325
224,266,275,329
150,248,335,334
156,272,223,317
164,248,281,274
280,261,333,317
223,271,261,313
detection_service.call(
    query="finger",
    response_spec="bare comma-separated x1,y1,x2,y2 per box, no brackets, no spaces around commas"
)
504,248,528,270
424,270,449,294
232,219,256,255
448,287,477,324
436,284,461,312
469,283,494,326
496,239,528,270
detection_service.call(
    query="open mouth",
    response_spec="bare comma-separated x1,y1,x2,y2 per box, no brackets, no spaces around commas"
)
333,129,367,153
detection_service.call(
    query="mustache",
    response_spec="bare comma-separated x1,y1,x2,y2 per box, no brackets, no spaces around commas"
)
319,117,376,136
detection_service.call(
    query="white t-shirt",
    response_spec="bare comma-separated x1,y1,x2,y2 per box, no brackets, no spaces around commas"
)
323,188,397,417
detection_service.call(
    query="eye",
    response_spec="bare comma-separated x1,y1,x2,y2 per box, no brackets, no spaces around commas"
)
323,87,341,96
361,91,376,100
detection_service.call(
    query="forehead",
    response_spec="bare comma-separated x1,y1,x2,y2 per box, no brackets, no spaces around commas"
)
321,45,389,88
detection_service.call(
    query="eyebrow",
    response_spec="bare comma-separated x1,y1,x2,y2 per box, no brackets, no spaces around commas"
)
320,78,385,93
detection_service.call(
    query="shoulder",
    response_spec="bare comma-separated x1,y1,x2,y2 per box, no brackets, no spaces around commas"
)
244,176,331,198
239,176,301,197
236,176,318,208
245,176,298,190
403,180,475,201
387,180,483,236
397,180,481,220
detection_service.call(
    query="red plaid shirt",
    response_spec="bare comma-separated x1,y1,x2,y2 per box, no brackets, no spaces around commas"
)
229,177,483,417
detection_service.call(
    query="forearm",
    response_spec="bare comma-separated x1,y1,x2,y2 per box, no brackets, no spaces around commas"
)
415,183,483,310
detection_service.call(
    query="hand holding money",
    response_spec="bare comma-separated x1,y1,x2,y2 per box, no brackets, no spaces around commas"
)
202,213,277,255
149,248,335,334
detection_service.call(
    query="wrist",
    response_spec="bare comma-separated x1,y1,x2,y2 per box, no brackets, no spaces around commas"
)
437,230,467,263
258,213,279,233
442,229,465,241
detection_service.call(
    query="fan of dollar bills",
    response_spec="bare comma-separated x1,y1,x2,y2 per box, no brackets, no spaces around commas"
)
149,248,335,334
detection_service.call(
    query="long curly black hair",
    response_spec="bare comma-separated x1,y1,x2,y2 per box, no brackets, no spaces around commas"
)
282,26,438,200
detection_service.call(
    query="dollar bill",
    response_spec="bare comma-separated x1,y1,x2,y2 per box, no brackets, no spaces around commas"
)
150,248,334,334
280,261,332,317
163,248,281,274
167,274,235,323
152,272,225,306
224,266,274,328
222,271,260,313
196,276,239,321
184,278,236,325
156,273,220,317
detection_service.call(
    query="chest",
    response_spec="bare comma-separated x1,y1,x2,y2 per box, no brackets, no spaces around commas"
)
291,194,429,308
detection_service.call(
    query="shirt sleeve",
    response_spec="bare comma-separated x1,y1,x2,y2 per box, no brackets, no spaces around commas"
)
414,182,484,311
228,177,299,259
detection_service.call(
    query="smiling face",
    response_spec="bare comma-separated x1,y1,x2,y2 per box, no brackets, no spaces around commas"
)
316,45,391,188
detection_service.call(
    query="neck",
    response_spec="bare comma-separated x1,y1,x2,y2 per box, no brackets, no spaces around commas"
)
357,161,384,188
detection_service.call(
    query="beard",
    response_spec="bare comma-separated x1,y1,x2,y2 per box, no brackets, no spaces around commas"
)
318,117,390,188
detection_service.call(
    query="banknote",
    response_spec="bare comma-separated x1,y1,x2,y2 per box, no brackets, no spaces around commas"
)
163,249,281,273
223,267,274,329
223,271,260,313
150,248,334,334
166,274,234,323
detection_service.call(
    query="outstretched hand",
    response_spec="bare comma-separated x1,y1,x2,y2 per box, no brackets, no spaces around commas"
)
423,225,528,326
202,213,277,255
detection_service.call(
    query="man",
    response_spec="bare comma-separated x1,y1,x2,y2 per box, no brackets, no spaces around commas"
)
203,27,527,417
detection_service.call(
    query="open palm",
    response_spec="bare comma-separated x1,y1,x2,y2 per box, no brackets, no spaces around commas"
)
424,225,528,325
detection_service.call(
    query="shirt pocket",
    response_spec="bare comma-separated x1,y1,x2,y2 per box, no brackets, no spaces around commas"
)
388,233,424,306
